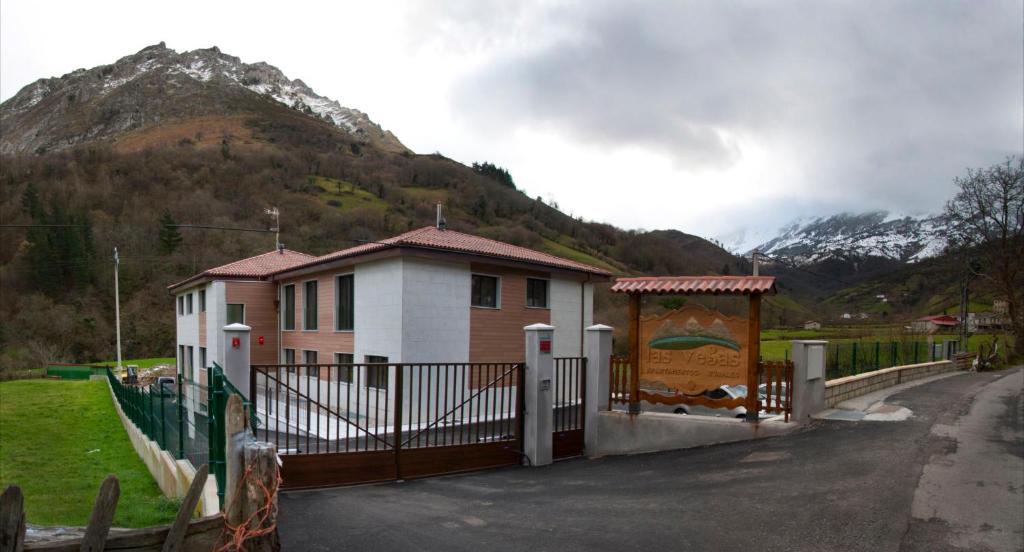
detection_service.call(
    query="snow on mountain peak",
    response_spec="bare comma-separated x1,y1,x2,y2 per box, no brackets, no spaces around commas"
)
726,211,947,265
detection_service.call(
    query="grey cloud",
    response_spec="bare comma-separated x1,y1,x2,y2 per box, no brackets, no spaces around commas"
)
447,0,1022,210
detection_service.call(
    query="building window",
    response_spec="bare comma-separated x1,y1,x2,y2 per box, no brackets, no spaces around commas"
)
199,347,207,370
335,274,354,331
199,290,206,312
177,296,184,316
526,278,549,308
186,293,193,315
304,280,318,330
283,348,295,373
178,345,185,376
365,355,388,389
186,345,194,381
226,304,245,325
471,274,499,308
282,284,295,331
304,350,319,378
334,353,354,383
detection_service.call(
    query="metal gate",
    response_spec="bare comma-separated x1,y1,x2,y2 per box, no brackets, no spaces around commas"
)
251,362,524,489
552,357,585,459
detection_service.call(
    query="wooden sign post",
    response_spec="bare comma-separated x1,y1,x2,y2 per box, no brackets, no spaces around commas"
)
612,276,776,422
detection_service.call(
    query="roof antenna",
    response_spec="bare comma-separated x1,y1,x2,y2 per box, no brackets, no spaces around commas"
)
436,202,447,230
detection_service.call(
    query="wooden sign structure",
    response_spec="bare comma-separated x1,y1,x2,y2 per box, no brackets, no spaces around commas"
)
610,276,776,422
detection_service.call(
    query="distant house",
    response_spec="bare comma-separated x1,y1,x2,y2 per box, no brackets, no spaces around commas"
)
841,313,852,320
804,321,821,330
911,315,959,333
967,311,1008,332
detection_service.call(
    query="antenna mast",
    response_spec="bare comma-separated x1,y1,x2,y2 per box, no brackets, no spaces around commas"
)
265,207,280,250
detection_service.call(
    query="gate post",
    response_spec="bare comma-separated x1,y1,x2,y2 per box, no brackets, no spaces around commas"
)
790,340,827,422
584,324,612,455
223,323,251,399
523,323,555,467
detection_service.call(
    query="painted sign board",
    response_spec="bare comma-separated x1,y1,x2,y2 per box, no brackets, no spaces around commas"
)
640,304,749,394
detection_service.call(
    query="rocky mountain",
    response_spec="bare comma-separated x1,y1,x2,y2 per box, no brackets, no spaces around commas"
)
745,211,947,266
1,43,761,369
0,42,406,154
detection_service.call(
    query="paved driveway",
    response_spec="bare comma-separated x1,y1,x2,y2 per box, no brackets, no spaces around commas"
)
279,369,1023,552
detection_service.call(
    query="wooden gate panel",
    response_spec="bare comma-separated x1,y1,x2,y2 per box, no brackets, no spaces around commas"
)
399,442,521,479
280,451,397,490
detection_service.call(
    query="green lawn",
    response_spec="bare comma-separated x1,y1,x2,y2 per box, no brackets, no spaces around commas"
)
0,379,178,527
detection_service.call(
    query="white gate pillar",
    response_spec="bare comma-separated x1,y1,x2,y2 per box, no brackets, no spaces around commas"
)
790,340,827,421
523,323,555,467
223,323,251,400
584,324,613,454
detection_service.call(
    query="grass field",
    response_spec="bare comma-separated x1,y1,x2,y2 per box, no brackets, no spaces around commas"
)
0,379,178,527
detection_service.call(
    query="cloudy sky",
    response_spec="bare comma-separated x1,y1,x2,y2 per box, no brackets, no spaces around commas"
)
2,0,1021,248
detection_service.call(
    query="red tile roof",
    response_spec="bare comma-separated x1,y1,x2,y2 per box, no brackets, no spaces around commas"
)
610,276,776,295
168,249,314,291
278,226,611,277
917,315,959,326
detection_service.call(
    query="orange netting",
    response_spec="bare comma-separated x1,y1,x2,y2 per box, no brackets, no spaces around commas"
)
216,454,281,551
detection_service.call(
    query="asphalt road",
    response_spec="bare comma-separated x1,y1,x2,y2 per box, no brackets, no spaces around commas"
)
279,368,1023,552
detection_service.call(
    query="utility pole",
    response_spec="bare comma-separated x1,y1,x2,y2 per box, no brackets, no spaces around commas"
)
265,207,280,250
113,247,123,375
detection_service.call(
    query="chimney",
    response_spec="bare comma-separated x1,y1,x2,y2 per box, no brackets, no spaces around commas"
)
278,243,285,254
436,202,447,230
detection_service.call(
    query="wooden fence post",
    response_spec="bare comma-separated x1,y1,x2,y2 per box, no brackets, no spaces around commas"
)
223,393,280,551
0,485,25,552
80,475,120,552
161,464,209,552
224,394,247,527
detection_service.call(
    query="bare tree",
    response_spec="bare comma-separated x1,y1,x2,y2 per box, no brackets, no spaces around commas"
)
944,156,1024,361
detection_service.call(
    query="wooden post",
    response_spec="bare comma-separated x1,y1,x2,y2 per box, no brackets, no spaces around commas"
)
80,476,120,552
162,464,209,552
241,442,280,552
628,293,641,414
0,486,25,552
224,394,247,527
745,293,761,423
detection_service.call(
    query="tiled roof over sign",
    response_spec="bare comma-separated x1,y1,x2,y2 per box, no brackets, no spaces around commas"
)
278,226,612,277
610,276,776,295
168,249,314,291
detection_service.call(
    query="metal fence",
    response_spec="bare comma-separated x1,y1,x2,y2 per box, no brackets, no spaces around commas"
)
825,340,958,379
105,362,253,508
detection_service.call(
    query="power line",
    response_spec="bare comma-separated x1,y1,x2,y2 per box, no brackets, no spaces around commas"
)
171,224,274,233
0,224,83,228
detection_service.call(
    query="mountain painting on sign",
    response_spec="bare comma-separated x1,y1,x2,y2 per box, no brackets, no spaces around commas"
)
640,305,749,394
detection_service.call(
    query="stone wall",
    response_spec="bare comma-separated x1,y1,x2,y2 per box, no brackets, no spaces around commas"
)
825,360,957,407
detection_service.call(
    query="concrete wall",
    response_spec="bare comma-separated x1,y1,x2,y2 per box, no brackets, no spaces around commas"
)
175,287,201,375
550,279,593,358
207,281,225,367
825,360,957,407
354,257,404,363
401,257,471,363
106,380,219,516
589,411,797,457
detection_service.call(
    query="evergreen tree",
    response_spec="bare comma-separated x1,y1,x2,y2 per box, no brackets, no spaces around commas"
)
159,210,183,254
